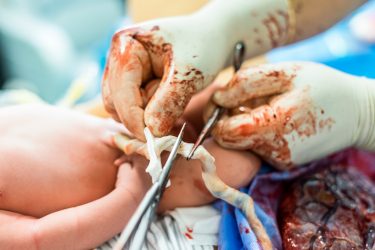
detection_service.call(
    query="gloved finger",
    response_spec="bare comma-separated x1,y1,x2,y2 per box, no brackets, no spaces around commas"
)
213,64,297,108
212,89,315,169
141,79,160,104
144,63,205,137
102,68,121,122
203,95,271,128
104,33,152,141
211,105,277,150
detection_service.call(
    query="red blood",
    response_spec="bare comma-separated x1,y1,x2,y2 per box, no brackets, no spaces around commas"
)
185,233,193,240
239,223,250,234
280,165,375,250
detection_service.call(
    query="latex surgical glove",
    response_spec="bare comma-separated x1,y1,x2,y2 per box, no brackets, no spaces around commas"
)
102,0,293,140
208,62,375,170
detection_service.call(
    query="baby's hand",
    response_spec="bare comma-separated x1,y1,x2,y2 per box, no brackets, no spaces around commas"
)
114,156,152,201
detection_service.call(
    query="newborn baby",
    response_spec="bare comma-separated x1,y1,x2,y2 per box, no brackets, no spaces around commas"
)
0,103,260,249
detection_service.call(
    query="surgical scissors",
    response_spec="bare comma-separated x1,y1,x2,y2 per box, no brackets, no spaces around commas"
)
187,41,246,160
114,123,186,250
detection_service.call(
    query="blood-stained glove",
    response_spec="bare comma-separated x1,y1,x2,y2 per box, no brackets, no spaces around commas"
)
102,0,292,140
208,62,375,170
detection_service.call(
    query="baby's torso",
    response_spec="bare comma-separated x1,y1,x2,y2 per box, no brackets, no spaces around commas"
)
0,131,118,218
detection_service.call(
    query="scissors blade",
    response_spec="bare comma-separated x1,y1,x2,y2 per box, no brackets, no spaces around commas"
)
233,42,246,71
114,184,159,250
187,42,246,160
128,202,156,250
114,123,186,250
158,122,186,192
130,123,186,249
186,107,224,160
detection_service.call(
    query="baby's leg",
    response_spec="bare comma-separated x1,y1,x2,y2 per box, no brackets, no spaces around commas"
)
158,139,260,212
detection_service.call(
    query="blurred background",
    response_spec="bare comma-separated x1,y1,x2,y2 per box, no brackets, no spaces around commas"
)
0,0,374,105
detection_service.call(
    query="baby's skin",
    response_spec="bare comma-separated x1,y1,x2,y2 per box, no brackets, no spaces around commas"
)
0,102,260,249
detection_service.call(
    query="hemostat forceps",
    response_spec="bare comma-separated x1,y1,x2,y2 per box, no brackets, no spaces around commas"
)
187,42,246,160
114,123,186,250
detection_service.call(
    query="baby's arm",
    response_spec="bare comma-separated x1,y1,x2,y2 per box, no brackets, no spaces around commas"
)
0,162,151,249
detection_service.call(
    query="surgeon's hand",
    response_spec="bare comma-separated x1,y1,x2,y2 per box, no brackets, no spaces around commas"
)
102,17,228,141
208,62,375,169
102,0,295,141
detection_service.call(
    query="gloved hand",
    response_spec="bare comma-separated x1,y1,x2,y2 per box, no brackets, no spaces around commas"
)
102,0,291,140
208,62,375,169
